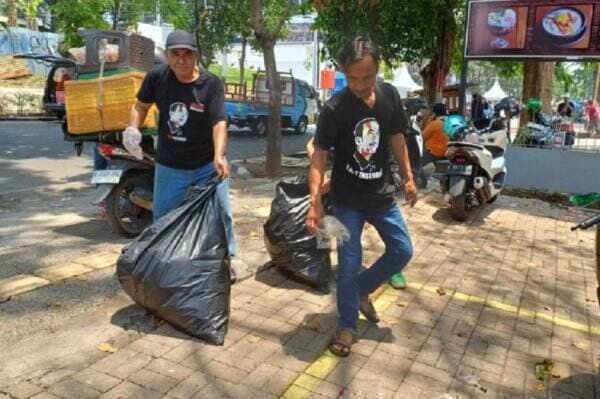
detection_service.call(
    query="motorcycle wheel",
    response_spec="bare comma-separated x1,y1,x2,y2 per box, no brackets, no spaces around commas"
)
105,173,153,238
450,193,469,222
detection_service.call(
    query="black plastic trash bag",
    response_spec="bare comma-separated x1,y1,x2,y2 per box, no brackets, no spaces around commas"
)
264,179,331,293
117,179,230,345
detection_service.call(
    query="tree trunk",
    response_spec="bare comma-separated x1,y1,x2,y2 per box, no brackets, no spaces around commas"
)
27,18,37,31
8,0,17,27
419,5,456,106
239,37,247,86
112,0,122,30
262,38,282,177
520,61,554,126
594,64,600,104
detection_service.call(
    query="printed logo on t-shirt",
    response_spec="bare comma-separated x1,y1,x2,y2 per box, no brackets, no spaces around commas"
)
190,102,204,112
346,117,383,180
167,102,188,142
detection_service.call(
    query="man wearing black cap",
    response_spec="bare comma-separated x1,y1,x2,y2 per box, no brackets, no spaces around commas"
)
125,30,236,256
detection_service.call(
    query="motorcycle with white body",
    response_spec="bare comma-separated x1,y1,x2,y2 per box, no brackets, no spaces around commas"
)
441,116,508,221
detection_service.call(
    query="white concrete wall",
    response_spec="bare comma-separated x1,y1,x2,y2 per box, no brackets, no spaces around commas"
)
505,146,600,194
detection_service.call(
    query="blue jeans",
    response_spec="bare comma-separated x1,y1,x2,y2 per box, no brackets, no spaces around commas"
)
153,161,236,257
333,202,413,332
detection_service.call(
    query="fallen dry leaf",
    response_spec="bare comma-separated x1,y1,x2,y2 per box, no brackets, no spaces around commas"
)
543,306,551,311
97,342,117,353
551,370,561,379
303,319,322,332
436,287,446,296
246,334,262,343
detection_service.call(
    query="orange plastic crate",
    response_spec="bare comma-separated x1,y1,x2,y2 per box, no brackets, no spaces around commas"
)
64,71,157,134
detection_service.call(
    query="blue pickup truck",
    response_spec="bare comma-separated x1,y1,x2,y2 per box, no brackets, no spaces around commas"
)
224,71,319,136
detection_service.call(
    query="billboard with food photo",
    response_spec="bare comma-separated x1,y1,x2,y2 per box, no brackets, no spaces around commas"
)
465,0,600,59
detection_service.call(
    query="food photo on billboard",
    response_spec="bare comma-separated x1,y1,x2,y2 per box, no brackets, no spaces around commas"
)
532,4,593,53
467,1,529,56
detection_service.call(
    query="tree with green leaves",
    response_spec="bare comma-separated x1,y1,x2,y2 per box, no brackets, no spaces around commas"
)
50,0,111,47
18,0,44,30
313,0,463,105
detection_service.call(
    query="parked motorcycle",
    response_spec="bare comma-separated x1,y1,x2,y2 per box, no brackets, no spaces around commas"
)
525,112,555,147
92,138,155,237
441,115,508,221
391,113,424,191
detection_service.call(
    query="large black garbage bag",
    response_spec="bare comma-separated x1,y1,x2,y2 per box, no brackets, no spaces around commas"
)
117,179,230,345
264,179,331,293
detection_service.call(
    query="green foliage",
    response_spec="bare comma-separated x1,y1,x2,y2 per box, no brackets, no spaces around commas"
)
552,62,597,100
207,64,255,86
50,0,111,47
17,0,44,18
161,0,252,66
312,0,463,67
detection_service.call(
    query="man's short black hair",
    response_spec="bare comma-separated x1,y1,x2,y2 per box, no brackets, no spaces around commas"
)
337,36,381,70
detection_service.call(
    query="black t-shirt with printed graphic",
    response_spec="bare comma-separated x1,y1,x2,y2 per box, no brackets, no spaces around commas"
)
314,82,408,210
137,64,227,170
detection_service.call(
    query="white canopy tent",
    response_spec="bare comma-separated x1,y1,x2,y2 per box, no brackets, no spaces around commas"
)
483,79,507,102
391,64,422,98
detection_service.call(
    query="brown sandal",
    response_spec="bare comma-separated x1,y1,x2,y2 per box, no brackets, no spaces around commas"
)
328,330,353,357
359,297,380,323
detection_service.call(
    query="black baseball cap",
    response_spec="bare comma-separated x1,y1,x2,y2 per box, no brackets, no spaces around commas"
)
165,30,198,52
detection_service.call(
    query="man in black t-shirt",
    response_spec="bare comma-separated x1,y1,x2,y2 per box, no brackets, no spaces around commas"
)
306,37,416,357
125,30,236,256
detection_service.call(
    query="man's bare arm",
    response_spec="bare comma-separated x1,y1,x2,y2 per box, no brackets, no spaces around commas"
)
129,100,152,128
306,147,328,234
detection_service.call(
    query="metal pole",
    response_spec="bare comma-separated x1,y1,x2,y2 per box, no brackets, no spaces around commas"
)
458,0,471,115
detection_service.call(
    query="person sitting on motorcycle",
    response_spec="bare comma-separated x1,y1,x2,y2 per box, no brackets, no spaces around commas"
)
557,95,574,118
418,103,449,189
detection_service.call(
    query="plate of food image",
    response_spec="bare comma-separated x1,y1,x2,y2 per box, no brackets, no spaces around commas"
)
487,9,517,36
541,7,586,46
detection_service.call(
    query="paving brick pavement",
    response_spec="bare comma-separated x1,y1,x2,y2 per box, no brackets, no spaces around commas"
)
1,178,600,398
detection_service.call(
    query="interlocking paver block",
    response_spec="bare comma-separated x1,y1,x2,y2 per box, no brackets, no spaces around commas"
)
145,357,195,379
103,353,153,380
166,371,213,399
0,274,49,299
71,368,121,393
202,361,248,384
48,378,101,399
128,369,179,394
127,337,172,357
98,381,162,399
4,381,44,399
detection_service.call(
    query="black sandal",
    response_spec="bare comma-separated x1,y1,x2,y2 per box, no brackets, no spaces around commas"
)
328,330,353,357
359,297,380,323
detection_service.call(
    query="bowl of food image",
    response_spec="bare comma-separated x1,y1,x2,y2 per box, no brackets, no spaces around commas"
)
541,7,586,46
487,9,517,36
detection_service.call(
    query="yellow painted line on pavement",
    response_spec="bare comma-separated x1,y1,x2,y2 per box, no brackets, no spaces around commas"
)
407,282,600,336
283,280,600,398
281,286,400,399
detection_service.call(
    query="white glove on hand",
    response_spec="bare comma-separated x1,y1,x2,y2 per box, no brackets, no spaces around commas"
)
122,126,143,160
